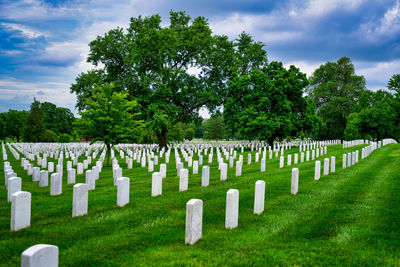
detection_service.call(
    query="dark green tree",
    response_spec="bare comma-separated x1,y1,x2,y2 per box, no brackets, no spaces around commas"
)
0,113,7,140
308,57,366,139
224,62,309,145
41,102,75,135
77,83,144,166
344,90,398,140
387,74,400,98
71,11,267,147
5,109,28,141
23,98,46,142
204,115,225,140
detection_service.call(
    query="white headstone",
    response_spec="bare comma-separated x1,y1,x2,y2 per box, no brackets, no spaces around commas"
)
202,166,210,187
179,168,189,192
225,189,239,229
343,154,347,169
193,160,198,174
291,168,299,195
50,173,62,196
72,183,88,217
85,170,95,190
151,172,162,197
323,158,329,176
160,164,167,178
21,244,58,267
185,199,203,245
39,170,48,187
67,168,76,184
8,177,21,202
220,163,227,181
11,191,31,231
330,156,336,173
235,161,242,177
315,161,320,180
117,177,130,207
254,180,265,215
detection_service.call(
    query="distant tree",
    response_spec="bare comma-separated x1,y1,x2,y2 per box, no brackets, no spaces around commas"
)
23,98,46,142
344,90,398,140
71,11,267,148
224,62,309,145
308,57,366,139
41,102,75,135
5,109,28,142
0,113,7,140
77,84,143,166
204,115,225,140
387,74,400,97
168,122,185,143
42,129,58,142
58,133,72,143
184,127,195,140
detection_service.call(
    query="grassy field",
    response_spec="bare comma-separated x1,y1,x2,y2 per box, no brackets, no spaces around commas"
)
1,143,400,266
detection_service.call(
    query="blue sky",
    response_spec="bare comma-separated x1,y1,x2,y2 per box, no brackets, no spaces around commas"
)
1,0,400,115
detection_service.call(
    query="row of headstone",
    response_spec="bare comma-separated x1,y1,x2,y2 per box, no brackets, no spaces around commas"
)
185,180,266,245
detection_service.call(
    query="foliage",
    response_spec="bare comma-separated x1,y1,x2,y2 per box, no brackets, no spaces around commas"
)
58,133,72,143
344,90,399,140
22,98,46,142
70,11,267,147
224,62,310,144
204,115,225,140
387,73,400,97
308,57,366,139
4,110,28,142
184,127,195,141
167,122,185,143
41,102,75,135
42,129,58,142
77,83,144,166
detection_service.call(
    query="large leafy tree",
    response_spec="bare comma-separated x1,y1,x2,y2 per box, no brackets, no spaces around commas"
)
308,57,366,139
5,109,28,142
224,62,310,144
344,90,398,140
204,114,225,140
23,98,46,142
71,11,267,147
387,73,400,98
77,84,144,166
41,102,75,135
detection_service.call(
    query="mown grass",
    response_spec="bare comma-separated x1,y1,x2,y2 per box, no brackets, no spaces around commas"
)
1,143,400,266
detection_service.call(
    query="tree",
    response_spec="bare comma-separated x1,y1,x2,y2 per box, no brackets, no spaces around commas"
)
41,102,75,135
23,98,46,142
387,74,400,97
5,109,28,141
42,129,57,142
344,90,399,140
204,115,225,140
308,57,366,139
58,133,72,143
224,62,309,145
0,113,7,140
71,11,267,148
184,127,195,140
77,83,143,166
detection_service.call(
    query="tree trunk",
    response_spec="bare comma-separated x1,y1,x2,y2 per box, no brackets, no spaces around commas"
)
156,129,168,148
106,143,111,167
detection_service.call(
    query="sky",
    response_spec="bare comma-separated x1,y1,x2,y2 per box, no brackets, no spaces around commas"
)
1,0,400,116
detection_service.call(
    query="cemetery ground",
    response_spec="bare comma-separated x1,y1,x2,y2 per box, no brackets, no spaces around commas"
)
1,143,400,266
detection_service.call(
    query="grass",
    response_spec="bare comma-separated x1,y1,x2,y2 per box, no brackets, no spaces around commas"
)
1,143,400,266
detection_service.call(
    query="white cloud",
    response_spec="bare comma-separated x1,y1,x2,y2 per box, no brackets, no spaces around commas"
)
1,22,47,39
355,59,400,89
360,0,400,41
293,0,365,18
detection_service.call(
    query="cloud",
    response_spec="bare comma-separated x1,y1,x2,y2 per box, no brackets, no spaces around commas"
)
359,0,400,42
1,22,48,39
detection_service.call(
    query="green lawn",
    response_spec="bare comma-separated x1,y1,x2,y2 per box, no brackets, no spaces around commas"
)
1,143,400,266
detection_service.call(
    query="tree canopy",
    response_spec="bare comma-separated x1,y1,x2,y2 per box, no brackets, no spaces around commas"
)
76,83,144,166
23,98,46,142
308,57,366,139
71,11,267,147
224,62,312,144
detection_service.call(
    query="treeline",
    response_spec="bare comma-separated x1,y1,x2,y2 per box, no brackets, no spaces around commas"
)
68,11,400,147
0,100,75,142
